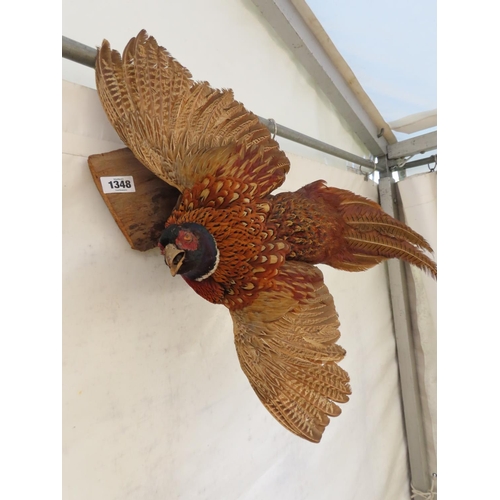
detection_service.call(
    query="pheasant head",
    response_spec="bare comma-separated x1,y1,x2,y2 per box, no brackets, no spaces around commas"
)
159,223,220,281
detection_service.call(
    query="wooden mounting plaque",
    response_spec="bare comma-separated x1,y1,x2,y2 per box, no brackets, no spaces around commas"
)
88,148,181,251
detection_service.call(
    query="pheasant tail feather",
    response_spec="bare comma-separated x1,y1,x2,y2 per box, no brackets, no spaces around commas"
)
340,196,437,278
275,181,437,278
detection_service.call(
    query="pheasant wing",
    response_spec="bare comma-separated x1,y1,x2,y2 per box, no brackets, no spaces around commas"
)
231,261,351,443
95,29,290,195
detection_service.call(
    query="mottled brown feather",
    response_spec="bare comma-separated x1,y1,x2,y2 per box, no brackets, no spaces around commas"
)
231,261,351,443
95,29,290,196
170,176,290,309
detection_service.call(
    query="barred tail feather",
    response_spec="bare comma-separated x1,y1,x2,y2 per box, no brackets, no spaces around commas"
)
344,231,437,278
313,182,437,278
344,213,434,253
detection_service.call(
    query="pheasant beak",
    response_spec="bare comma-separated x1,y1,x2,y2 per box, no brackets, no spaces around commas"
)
163,244,186,277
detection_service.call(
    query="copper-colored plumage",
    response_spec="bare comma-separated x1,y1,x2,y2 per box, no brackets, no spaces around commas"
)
95,30,437,443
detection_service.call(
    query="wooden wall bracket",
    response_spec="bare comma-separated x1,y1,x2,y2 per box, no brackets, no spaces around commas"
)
88,148,181,251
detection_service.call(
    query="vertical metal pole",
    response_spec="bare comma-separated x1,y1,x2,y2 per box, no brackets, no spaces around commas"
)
378,175,431,495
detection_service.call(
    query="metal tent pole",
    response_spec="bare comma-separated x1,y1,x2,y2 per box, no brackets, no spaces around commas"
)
378,174,431,496
62,36,97,68
390,154,437,173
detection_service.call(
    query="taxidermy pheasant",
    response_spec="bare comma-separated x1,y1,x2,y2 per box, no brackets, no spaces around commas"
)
95,30,437,443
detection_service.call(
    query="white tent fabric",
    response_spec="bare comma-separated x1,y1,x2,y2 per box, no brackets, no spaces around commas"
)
397,173,437,477
63,80,413,500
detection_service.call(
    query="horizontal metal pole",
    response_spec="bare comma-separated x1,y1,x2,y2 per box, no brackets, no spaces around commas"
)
62,35,379,170
258,118,376,168
390,154,437,172
62,36,96,68
387,131,437,160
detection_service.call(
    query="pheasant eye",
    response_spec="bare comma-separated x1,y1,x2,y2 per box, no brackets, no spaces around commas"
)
176,229,198,250
173,252,185,266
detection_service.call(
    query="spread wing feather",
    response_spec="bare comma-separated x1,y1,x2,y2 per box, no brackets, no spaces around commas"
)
95,29,290,195
231,261,351,443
